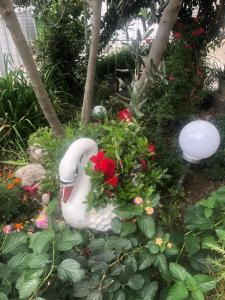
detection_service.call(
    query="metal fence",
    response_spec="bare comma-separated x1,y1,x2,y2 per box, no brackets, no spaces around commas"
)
0,5,36,75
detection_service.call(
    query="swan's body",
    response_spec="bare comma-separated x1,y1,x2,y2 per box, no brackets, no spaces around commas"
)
59,138,115,231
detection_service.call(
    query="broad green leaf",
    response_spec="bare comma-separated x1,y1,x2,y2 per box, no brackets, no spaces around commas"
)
110,263,122,276
73,281,91,297
167,281,188,300
204,208,213,218
124,256,137,274
7,253,30,270
138,215,155,238
105,237,131,252
0,263,10,279
191,289,204,300
120,223,137,237
215,229,225,241
140,282,158,300
147,241,159,254
184,235,200,256
28,254,49,269
113,205,143,219
2,233,28,254
202,236,217,249
0,293,8,300
127,274,145,290
154,254,167,274
194,275,216,292
138,250,154,270
57,230,82,251
86,291,102,300
111,217,122,234
113,290,125,300
151,193,160,207
89,238,105,253
169,263,188,281
108,281,121,293
47,198,57,216
57,259,85,283
18,278,40,299
30,230,54,254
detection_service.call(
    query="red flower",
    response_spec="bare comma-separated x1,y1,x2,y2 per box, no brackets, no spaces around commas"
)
198,27,205,35
90,151,105,171
148,144,155,154
100,158,116,178
140,159,148,171
23,184,38,196
174,32,182,39
168,75,175,81
192,27,205,37
117,108,132,122
105,175,118,187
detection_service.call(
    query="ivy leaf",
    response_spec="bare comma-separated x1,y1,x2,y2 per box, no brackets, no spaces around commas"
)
120,223,137,237
154,254,167,274
0,293,8,300
194,275,216,292
86,291,102,300
139,282,158,300
113,205,143,219
167,281,189,300
56,230,82,251
18,278,40,299
184,234,201,256
30,230,54,254
111,217,122,234
127,274,145,290
138,250,154,270
169,263,188,281
57,259,85,283
28,254,49,269
7,253,30,270
2,233,28,254
137,215,155,238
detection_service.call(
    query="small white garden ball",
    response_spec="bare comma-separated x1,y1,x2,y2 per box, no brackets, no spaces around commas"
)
92,105,107,119
42,193,50,205
179,120,220,163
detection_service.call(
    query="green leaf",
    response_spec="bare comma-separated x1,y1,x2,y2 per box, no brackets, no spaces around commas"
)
154,254,167,274
147,241,159,254
105,237,131,252
216,229,225,241
120,223,137,237
7,253,30,270
137,215,155,238
86,291,102,300
140,282,158,300
138,250,154,270
57,259,85,283
127,274,145,290
18,278,40,299
113,290,125,300
194,275,216,292
111,217,122,234
191,289,204,300
167,281,189,300
113,205,143,219
124,256,137,274
2,233,28,254
0,293,8,300
169,263,188,281
28,254,49,269
73,281,91,297
151,193,160,207
47,198,57,215
110,263,122,276
202,236,217,249
57,230,82,251
204,208,213,218
30,230,54,254
184,235,200,256
89,238,106,254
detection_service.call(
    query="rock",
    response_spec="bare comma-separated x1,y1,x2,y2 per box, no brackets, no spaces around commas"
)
15,163,45,186
28,144,44,163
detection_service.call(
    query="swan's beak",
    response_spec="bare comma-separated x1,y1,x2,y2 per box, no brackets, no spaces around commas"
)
62,184,74,203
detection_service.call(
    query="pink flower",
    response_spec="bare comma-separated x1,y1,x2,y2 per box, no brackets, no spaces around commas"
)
174,32,182,39
168,75,175,81
148,144,156,154
2,225,11,234
23,184,38,196
36,211,48,229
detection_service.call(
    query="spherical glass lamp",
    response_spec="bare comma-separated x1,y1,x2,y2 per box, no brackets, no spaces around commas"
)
92,105,107,120
179,120,220,163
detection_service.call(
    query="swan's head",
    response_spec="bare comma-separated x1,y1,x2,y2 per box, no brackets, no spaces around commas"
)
59,138,98,203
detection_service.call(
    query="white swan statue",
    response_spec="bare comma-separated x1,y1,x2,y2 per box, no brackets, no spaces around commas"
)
59,138,115,231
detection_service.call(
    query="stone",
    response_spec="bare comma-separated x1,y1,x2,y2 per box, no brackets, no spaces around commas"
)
15,163,45,186
28,144,44,163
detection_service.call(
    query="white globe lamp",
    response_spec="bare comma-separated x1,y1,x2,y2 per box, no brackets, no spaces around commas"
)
179,120,220,163
92,105,107,119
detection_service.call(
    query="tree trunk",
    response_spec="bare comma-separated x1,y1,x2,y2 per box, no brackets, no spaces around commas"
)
137,0,183,89
81,0,102,126
0,0,65,137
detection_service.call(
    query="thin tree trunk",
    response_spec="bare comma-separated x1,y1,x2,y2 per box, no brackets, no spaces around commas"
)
83,0,89,60
81,0,102,126
0,0,65,137
137,0,183,89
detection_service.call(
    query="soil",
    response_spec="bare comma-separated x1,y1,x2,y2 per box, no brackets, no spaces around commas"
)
184,171,225,203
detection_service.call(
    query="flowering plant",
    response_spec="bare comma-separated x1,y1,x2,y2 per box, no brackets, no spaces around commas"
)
86,119,168,210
